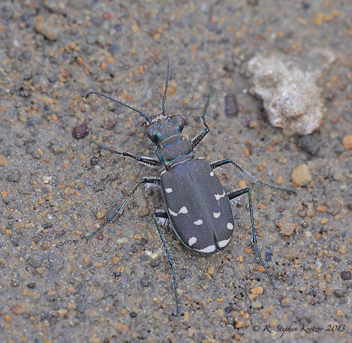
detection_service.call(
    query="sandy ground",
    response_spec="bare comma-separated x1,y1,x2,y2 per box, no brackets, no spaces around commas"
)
0,0,351,342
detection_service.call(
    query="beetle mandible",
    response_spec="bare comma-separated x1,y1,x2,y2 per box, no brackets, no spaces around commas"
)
85,62,295,315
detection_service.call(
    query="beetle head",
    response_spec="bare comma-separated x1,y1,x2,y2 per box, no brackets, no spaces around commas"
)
146,115,185,144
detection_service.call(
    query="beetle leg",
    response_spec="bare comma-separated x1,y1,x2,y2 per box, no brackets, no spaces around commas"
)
211,159,296,193
191,88,214,149
191,126,209,149
153,210,169,226
152,211,180,315
91,140,161,167
85,177,160,241
228,188,276,289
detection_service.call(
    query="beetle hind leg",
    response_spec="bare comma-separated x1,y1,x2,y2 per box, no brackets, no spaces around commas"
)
228,188,276,289
85,177,160,241
152,211,181,315
154,210,169,226
211,159,296,194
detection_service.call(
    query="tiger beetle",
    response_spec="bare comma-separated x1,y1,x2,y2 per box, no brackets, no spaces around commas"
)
85,62,295,315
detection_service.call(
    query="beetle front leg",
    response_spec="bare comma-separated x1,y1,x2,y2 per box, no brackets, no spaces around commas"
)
191,88,214,149
227,188,276,289
191,124,209,149
86,177,161,240
91,140,161,167
152,211,181,316
211,159,296,193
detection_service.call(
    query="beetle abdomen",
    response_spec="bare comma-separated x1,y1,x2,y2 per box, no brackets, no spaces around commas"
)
161,158,234,254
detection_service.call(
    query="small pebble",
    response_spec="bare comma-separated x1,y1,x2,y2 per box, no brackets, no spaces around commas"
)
316,205,327,213
109,44,120,55
10,281,20,287
224,94,238,117
41,242,51,250
27,256,42,268
208,265,215,275
131,23,139,34
96,209,106,219
72,124,89,140
342,135,352,149
311,11,324,26
104,119,116,130
27,282,36,289
116,323,129,332
90,156,99,166
51,145,67,155
334,288,347,298
234,333,242,341
282,247,300,259
278,156,287,165
7,170,21,182
320,218,328,224
48,253,64,275
204,272,212,281
297,135,320,155
43,176,52,184
0,258,8,266
112,256,120,265
76,301,86,313
276,176,283,185
235,320,244,328
250,286,264,295
139,330,149,340
116,238,128,245
138,208,150,217
140,276,150,287
277,222,296,236
11,303,28,315
291,164,312,186
251,301,262,309
150,260,160,267
0,155,8,167
34,19,59,40
341,271,351,280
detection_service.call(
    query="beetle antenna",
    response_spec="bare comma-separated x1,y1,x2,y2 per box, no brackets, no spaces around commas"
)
162,61,170,117
85,91,151,123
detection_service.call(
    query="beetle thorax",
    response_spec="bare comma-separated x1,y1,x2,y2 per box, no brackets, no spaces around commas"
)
157,134,194,168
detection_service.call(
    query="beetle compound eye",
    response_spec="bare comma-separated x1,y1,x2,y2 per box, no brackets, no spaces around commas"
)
146,126,158,143
170,116,184,131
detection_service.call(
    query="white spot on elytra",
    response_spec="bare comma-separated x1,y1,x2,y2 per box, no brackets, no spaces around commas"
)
210,171,214,177
218,238,231,248
194,219,203,226
213,212,221,218
197,245,216,253
168,206,188,217
165,188,173,193
179,206,188,214
214,190,226,201
188,237,197,246
227,222,234,230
